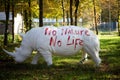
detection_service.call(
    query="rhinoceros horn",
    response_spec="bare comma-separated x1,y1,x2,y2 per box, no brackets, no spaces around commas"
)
3,49,15,57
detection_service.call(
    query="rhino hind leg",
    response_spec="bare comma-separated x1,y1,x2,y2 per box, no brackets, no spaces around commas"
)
83,46,101,66
31,52,41,65
80,50,88,64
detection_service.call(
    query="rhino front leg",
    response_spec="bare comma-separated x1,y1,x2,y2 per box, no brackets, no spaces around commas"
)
80,50,88,64
31,52,41,64
41,51,52,66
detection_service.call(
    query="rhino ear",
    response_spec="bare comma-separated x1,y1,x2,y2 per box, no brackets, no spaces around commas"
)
19,33,25,39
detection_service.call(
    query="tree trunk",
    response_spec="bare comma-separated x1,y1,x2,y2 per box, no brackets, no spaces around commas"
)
93,0,98,35
70,0,73,25
74,0,79,26
66,10,69,25
4,0,10,45
118,0,120,36
24,10,29,32
39,0,43,27
28,0,31,29
11,0,14,43
62,0,65,26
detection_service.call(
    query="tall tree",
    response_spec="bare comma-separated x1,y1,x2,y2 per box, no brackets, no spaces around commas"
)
24,9,29,32
28,0,32,29
66,10,69,25
39,0,43,27
4,0,10,45
74,0,80,26
11,0,14,43
100,0,118,22
93,0,98,35
118,0,120,36
62,0,65,26
70,0,73,25
63,0,69,25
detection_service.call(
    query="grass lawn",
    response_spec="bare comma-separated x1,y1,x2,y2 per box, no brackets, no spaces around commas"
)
0,35,120,80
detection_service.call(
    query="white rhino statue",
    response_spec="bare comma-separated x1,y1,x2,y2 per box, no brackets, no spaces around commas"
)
3,26,101,66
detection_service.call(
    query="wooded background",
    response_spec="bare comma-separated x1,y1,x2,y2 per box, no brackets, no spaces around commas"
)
0,0,120,45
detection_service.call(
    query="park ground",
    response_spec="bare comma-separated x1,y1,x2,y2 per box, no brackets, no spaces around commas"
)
0,35,120,80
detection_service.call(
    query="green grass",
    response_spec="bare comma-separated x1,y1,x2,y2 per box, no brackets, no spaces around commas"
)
0,35,120,80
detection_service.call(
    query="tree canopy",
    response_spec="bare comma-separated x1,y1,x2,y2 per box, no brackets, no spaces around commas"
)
0,0,120,45
0,0,119,23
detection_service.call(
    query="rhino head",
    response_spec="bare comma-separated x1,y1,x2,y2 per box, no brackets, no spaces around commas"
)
3,47,29,63
3,33,32,63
